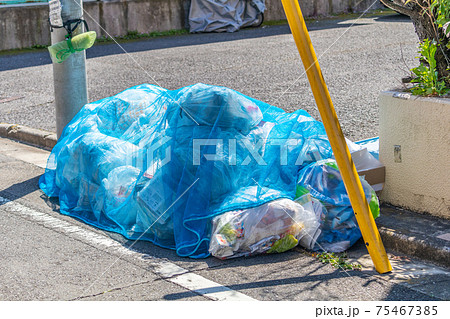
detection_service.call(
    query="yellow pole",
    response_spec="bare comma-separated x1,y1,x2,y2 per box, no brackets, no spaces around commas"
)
280,0,392,274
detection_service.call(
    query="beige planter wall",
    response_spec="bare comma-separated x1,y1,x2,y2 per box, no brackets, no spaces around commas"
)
379,91,450,219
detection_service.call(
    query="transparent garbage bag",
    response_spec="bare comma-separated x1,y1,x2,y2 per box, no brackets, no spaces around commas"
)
99,165,141,229
346,137,383,171
209,198,321,259
296,159,380,252
355,137,380,160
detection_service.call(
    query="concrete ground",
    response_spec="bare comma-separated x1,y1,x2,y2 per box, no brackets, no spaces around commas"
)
1,12,449,302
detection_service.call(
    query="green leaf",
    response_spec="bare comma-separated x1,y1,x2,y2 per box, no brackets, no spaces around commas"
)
409,38,449,97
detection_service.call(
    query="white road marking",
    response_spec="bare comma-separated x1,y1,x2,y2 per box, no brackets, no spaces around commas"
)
169,272,254,301
0,195,256,301
437,233,450,242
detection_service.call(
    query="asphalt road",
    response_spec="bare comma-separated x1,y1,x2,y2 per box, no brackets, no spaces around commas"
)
0,13,418,141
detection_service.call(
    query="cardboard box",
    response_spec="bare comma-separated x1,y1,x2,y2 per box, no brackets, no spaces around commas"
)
351,147,386,192
357,165,385,193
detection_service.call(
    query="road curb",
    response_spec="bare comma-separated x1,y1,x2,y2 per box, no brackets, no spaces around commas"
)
0,123,57,150
377,205,450,269
379,227,450,268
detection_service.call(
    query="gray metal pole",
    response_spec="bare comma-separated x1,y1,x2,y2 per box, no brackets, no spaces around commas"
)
51,0,88,138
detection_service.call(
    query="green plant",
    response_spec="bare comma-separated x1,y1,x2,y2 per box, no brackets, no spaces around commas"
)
381,0,450,94
95,29,189,43
313,252,362,271
430,0,450,37
411,38,450,95
31,44,47,50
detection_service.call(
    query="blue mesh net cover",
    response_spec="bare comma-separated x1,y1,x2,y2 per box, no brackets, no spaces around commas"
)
296,159,380,252
39,83,334,258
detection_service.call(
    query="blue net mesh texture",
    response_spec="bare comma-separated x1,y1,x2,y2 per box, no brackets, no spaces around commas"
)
295,159,380,252
40,83,334,258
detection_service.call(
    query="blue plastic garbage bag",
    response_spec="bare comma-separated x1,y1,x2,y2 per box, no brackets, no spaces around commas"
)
295,159,380,252
40,83,333,258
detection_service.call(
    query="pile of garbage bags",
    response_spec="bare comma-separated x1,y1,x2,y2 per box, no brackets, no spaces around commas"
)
40,83,379,259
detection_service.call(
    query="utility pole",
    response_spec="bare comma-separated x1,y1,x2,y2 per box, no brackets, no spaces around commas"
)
50,0,88,138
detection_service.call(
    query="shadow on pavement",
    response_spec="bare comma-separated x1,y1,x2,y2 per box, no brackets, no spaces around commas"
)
161,266,436,301
0,19,369,72
114,232,325,270
374,13,411,23
162,267,365,300
0,175,41,206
